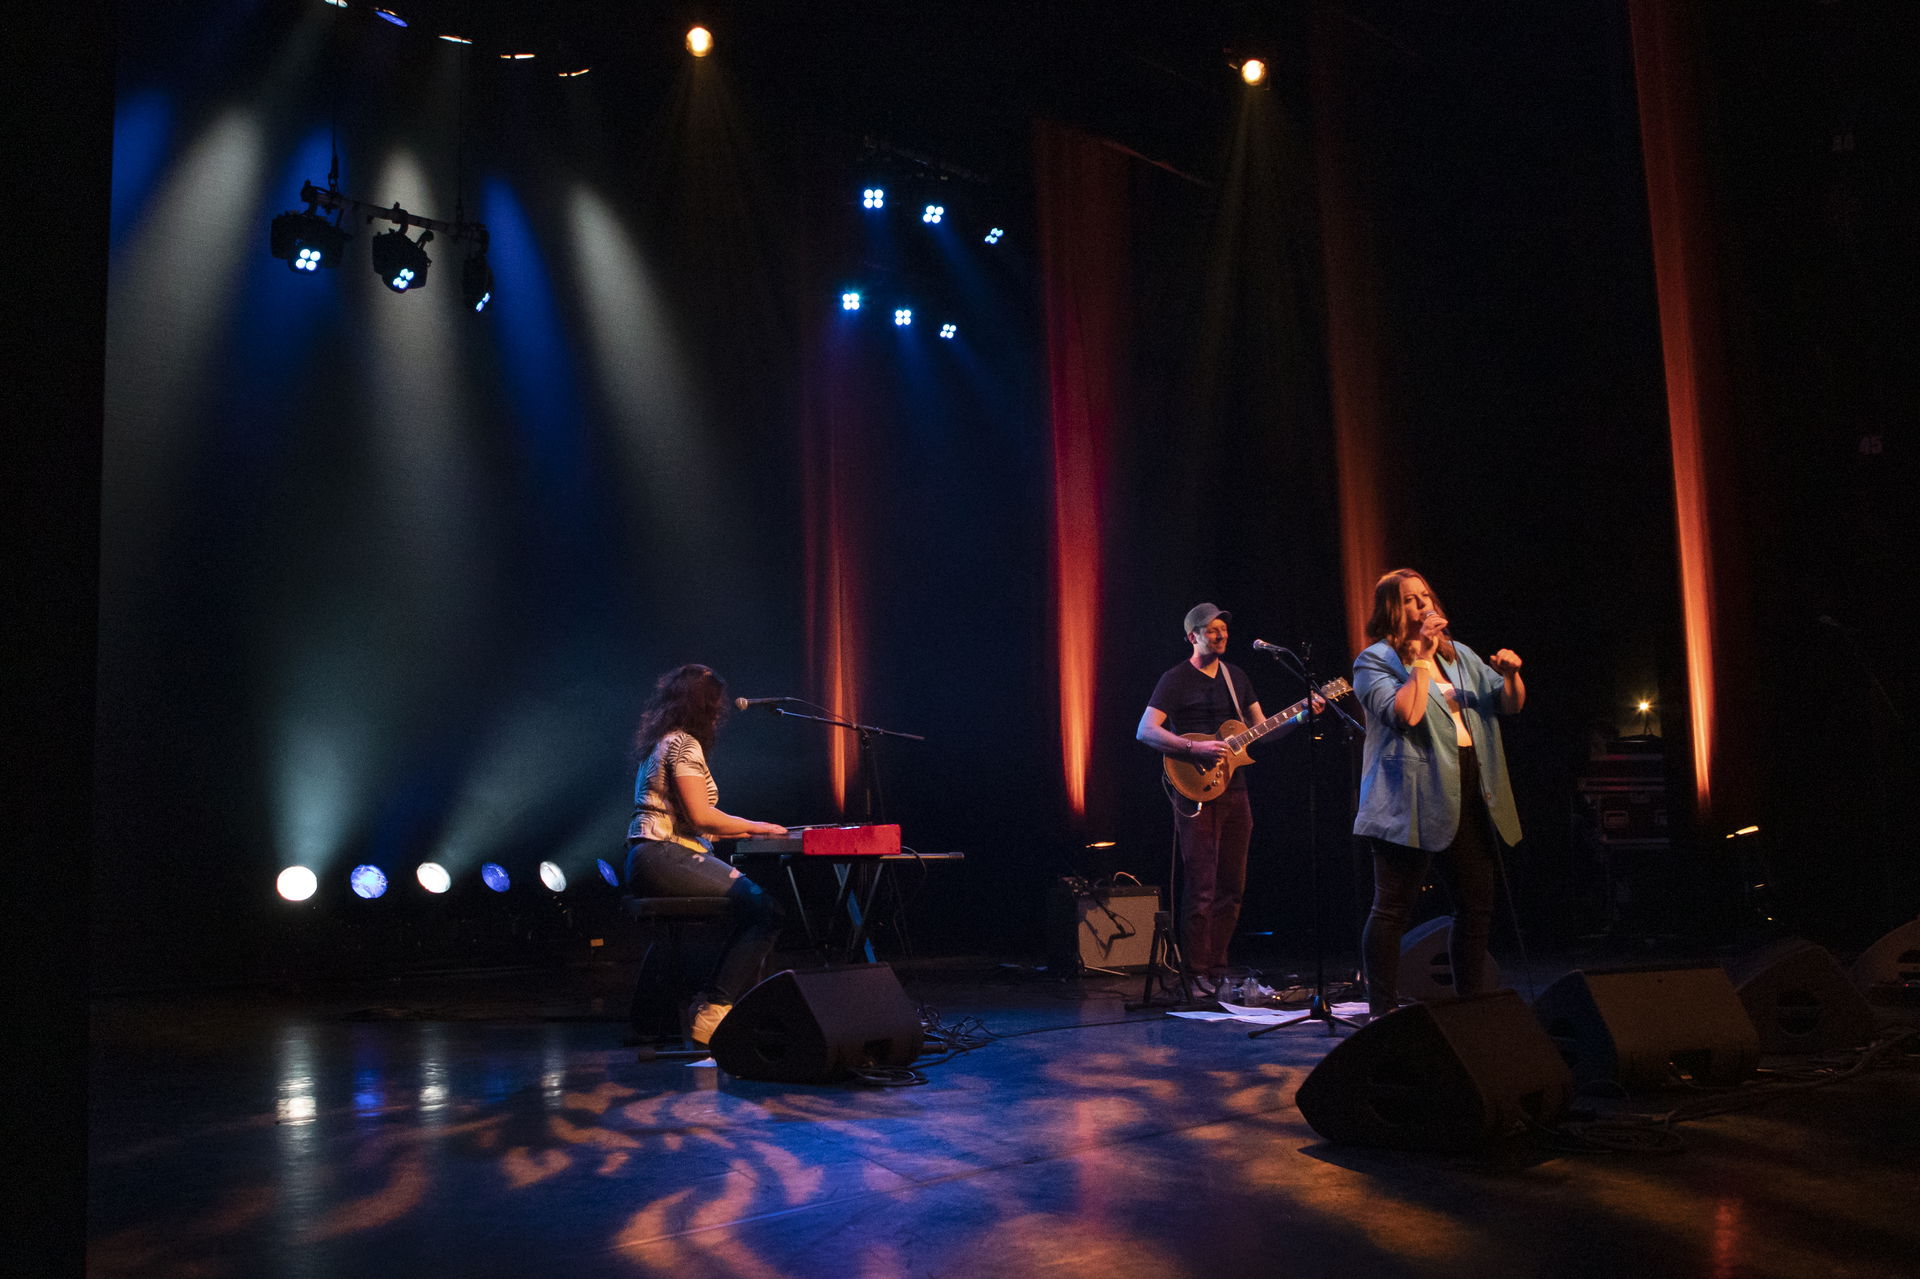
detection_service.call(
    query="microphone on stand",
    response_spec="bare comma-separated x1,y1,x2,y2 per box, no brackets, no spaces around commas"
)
734,696,798,711
1251,639,1301,662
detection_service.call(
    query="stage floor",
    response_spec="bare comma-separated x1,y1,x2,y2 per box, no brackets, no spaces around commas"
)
88,954,1919,1278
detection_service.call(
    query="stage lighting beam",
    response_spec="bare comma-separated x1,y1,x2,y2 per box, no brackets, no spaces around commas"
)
686,26,712,57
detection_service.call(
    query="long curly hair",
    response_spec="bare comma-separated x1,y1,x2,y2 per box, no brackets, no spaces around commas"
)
1364,568,1457,662
631,664,728,763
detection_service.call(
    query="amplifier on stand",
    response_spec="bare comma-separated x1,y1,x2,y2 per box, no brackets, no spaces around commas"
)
1048,877,1161,974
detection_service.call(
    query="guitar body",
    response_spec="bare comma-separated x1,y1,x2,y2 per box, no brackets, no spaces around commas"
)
1164,722,1252,802
1158,678,1351,804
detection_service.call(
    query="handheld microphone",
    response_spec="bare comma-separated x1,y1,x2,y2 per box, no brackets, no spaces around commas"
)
734,696,796,710
1422,609,1450,634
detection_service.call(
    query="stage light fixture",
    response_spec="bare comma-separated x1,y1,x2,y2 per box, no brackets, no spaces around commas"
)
462,251,493,312
539,861,568,892
322,0,347,7
349,865,389,899
862,187,885,209
481,863,511,892
374,7,407,26
983,226,1004,245
686,26,712,57
438,34,472,44
416,861,452,893
596,859,620,887
558,67,590,77
270,209,346,273
922,204,945,224
370,226,432,292
841,291,862,311
1240,57,1268,86
893,308,912,326
939,323,956,339
277,866,319,901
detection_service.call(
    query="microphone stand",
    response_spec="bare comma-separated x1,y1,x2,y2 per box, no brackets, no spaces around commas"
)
1248,643,1368,1040
762,706,924,822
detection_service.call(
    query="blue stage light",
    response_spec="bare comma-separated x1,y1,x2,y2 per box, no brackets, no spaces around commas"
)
939,323,957,339
370,227,432,293
984,227,1005,245
597,859,620,887
349,865,389,899
841,291,861,311
862,187,885,209
921,204,945,225
463,253,493,313
893,308,912,326
270,209,346,273
481,862,511,892
374,8,407,26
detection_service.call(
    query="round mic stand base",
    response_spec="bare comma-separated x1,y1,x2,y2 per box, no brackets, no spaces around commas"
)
1247,991,1365,1039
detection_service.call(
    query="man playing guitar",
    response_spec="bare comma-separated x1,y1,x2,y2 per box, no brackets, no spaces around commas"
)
1136,603,1300,998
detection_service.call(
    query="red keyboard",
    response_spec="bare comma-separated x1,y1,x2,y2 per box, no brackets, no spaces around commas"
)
733,824,902,857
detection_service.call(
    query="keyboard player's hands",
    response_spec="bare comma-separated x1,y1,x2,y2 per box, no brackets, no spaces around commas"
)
750,822,789,838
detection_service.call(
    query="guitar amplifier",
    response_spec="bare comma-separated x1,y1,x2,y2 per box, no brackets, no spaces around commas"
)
1048,878,1161,974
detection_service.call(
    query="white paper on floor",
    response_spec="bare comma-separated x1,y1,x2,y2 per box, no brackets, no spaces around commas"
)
1171,1000,1370,1024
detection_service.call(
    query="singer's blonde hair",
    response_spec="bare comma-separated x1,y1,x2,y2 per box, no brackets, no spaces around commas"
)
1365,569,1457,662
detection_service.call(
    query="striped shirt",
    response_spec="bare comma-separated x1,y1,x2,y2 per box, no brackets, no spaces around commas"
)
628,731,719,849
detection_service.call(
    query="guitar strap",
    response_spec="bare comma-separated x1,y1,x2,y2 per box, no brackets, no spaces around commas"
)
1221,664,1247,727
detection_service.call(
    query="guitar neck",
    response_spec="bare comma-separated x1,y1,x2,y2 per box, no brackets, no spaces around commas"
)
1224,679,1349,750
1228,698,1312,750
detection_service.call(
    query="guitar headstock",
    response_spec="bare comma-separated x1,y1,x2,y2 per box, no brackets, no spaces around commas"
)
1318,677,1352,700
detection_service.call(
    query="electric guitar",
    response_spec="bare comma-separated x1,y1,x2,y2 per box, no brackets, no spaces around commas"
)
1162,678,1352,802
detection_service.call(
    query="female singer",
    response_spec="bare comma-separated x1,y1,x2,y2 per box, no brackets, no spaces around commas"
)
1351,570,1526,1018
627,664,788,1045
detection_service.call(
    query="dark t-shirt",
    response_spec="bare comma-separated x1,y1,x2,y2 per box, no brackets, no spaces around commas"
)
1148,660,1259,791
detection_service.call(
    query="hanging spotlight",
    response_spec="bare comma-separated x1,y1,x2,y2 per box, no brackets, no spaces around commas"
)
462,250,493,312
277,866,319,901
921,204,945,224
349,865,389,899
893,308,912,326
862,187,885,209
939,323,957,339
841,290,862,311
270,209,346,273
370,225,433,292
686,26,713,57
1239,57,1268,86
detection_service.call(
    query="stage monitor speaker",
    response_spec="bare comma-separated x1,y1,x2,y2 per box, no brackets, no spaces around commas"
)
1294,990,1573,1154
1532,965,1758,1089
1048,878,1160,973
1399,916,1502,1002
708,964,924,1084
1727,937,1875,1054
1850,918,1920,1004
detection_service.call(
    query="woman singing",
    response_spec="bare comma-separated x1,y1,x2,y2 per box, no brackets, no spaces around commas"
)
627,664,788,1046
1352,570,1526,1019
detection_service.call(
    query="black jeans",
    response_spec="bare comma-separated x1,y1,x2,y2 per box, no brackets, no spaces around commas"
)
1175,787,1253,977
1360,746,1499,1013
626,840,784,1005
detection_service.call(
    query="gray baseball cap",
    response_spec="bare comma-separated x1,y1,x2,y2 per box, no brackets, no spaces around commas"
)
1183,603,1231,635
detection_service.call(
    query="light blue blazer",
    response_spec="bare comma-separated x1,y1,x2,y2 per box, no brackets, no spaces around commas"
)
1352,639,1522,851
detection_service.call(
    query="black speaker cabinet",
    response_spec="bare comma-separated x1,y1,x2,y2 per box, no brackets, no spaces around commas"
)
708,964,925,1083
1726,938,1875,1054
1851,918,1920,1003
1295,990,1573,1153
1532,965,1759,1089
1048,878,1160,973
1399,916,1503,1002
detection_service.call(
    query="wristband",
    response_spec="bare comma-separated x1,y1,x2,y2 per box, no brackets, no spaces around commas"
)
1409,659,1435,673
